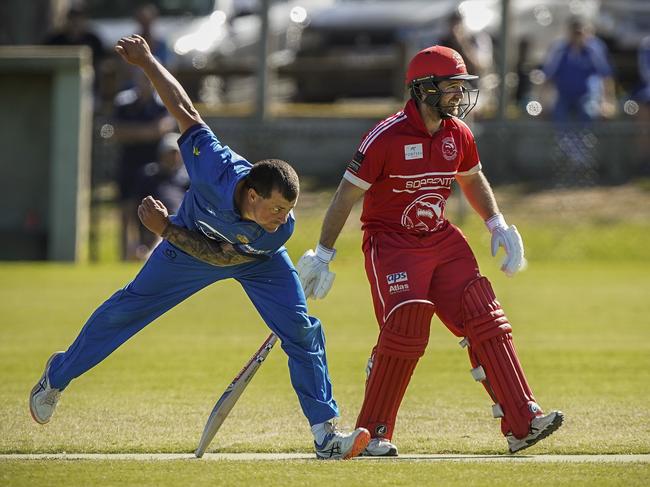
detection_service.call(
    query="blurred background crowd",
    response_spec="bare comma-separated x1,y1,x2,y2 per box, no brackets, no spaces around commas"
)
0,0,648,261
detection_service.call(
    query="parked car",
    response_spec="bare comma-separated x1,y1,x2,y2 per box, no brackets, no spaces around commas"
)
86,0,237,66
86,0,334,101
278,0,470,102
206,0,333,76
85,0,239,97
278,0,602,103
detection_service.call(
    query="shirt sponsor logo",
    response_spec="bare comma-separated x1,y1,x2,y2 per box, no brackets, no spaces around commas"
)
404,143,423,160
196,220,232,243
347,151,365,173
405,176,455,190
401,194,447,233
237,234,250,244
387,273,410,294
236,243,270,256
386,271,408,284
389,283,410,294
441,136,457,161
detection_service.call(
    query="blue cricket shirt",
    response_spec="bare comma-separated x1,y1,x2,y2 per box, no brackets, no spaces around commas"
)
171,124,294,259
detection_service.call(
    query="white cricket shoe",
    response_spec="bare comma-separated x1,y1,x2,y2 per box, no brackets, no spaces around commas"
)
29,352,64,424
362,437,399,457
507,410,564,453
314,423,370,460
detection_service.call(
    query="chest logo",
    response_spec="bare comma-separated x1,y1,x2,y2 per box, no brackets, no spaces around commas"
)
404,143,423,160
401,194,446,233
196,220,231,243
193,147,200,156
441,137,457,161
236,234,250,244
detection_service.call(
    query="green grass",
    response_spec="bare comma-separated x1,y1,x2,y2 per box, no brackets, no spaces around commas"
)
1,187,650,485
2,461,649,487
2,260,648,455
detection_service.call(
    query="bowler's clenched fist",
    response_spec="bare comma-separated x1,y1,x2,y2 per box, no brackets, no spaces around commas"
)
138,196,170,236
115,35,153,66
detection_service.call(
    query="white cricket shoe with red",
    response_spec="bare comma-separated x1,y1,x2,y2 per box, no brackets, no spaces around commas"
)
314,423,370,460
507,410,564,453
29,352,64,424
362,437,399,457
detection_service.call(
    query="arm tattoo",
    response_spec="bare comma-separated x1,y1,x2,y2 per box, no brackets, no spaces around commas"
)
161,223,256,266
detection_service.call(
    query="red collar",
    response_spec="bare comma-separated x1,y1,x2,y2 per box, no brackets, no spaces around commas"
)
404,99,446,137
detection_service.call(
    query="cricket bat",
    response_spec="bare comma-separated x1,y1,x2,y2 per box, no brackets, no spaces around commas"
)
195,333,278,458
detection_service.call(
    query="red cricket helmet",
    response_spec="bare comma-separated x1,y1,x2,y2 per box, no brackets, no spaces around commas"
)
405,45,478,85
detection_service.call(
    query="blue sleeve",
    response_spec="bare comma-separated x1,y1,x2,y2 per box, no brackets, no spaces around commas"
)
587,38,613,77
542,41,565,78
177,124,250,187
640,37,650,84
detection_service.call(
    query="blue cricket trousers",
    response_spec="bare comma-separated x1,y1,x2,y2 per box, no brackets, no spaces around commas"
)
47,240,339,426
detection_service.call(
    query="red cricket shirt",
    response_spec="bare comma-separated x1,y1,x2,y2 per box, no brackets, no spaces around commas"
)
344,99,481,235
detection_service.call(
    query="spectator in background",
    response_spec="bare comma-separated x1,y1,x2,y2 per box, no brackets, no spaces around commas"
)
514,37,534,111
438,9,494,116
134,132,190,259
112,72,176,260
43,4,106,106
542,16,617,123
439,9,493,79
134,3,169,67
116,3,170,92
632,36,650,114
632,36,650,173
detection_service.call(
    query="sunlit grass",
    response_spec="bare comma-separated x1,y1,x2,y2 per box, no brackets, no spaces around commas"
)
1,185,649,485
2,460,650,487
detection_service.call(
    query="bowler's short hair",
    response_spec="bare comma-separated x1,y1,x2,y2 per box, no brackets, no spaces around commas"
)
245,159,299,202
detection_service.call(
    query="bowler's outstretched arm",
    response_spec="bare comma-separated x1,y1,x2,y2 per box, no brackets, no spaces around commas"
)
115,35,202,134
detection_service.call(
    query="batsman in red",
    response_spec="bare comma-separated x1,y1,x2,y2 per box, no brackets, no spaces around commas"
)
297,46,564,457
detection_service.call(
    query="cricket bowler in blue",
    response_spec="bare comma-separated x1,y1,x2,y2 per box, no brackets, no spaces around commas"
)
30,34,370,460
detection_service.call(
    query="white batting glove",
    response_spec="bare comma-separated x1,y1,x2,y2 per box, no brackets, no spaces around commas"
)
485,214,527,277
296,244,336,299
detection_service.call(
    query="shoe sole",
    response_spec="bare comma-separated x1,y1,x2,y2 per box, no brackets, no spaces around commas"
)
509,411,565,454
29,352,62,425
361,445,399,457
342,429,371,460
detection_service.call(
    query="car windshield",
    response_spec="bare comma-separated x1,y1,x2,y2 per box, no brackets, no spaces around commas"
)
85,0,216,18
